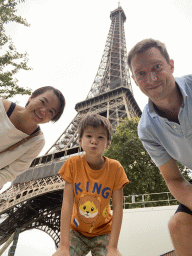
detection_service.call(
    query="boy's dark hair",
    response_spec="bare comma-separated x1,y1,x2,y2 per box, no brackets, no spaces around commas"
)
26,86,65,122
78,114,112,141
127,38,170,72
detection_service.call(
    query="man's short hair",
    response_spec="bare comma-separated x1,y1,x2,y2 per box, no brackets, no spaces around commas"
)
78,114,112,141
127,38,170,71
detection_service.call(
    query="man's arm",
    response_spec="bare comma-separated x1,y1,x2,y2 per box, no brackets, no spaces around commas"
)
159,158,192,211
107,187,123,256
52,181,74,256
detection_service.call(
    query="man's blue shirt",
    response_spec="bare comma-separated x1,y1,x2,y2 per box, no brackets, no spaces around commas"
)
138,74,192,168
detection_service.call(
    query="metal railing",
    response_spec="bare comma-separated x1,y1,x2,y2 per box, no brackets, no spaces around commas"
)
123,192,177,209
110,191,178,209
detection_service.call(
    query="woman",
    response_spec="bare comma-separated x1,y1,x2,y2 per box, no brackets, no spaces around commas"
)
0,86,65,189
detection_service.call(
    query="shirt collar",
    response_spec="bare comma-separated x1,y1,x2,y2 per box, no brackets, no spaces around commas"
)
175,76,187,108
148,99,157,118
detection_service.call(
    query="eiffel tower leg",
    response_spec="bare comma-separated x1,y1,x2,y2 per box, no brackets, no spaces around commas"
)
0,233,14,256
123,95,131,120
8,228,20,256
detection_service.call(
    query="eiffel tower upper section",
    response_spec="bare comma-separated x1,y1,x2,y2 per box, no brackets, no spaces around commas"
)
44,5,141,157
86,5,132,99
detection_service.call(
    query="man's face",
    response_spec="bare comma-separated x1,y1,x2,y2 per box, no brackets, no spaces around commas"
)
131,47,175,103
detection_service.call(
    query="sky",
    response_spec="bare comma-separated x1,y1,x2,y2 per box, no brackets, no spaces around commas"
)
1,0,192,255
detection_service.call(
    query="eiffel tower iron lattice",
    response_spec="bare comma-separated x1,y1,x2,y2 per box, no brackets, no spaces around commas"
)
0,5,142,250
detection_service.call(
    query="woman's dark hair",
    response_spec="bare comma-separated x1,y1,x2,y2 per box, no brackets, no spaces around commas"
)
26,86,65,122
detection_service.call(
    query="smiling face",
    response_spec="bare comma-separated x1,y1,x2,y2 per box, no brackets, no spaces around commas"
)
131,47,175,103
79,125,110,157
27,90,60,124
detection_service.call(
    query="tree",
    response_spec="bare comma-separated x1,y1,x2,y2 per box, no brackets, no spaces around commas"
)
104,118,190,199
0,0,32,98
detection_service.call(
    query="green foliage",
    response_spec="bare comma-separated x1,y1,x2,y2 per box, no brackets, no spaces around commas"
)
105,118,191,198
0,0,32,98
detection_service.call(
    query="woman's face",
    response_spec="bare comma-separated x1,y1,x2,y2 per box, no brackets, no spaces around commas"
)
27,90,60,124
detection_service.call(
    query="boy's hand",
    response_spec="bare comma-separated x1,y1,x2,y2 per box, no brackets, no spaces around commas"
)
52,246,70,256
106,248,122,256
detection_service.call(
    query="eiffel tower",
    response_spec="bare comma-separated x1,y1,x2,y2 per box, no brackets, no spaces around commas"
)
0,5,141,250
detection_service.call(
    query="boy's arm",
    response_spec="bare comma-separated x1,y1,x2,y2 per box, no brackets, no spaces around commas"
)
107,187,123,256
52,181,74,256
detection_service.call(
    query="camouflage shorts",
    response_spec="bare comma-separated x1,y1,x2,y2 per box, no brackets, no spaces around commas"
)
69,229,110,256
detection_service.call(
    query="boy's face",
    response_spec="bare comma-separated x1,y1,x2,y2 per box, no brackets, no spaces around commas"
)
79,125,111,157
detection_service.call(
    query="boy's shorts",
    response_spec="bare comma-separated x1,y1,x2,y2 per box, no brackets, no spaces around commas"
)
175,180,192,216
69,229,110,256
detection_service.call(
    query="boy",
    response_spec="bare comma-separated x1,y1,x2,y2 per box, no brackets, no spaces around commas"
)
53,114,128,256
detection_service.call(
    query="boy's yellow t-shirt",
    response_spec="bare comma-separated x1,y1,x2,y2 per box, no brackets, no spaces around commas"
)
58,154,129,237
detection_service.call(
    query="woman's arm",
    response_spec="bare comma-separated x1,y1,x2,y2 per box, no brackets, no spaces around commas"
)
0,136,44,188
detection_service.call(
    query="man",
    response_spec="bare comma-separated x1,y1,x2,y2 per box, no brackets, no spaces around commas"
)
128,38,192,255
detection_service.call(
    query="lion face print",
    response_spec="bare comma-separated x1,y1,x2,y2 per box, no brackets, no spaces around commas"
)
77,194,101,224
79,200,99,219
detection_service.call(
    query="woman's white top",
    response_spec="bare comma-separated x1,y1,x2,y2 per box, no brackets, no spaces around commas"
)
0,99,45,188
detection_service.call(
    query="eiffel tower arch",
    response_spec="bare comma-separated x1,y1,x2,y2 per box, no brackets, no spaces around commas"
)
0,5,141,250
